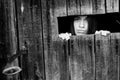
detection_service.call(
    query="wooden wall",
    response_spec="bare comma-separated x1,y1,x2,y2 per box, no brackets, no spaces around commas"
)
0,0,119,80
51,33,120,80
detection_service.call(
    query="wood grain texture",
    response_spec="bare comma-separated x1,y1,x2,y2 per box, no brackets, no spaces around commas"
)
92,0,105,14
3,0,19,79
49,0,67,39
109,33,119,80
54,0,67,17
30,0,45,80
41,0,53,80
45,38,69,80
15,0,33,79
15,0,45,80
69,35,95,80
82,35,95,80
106,0,119,13
69,36,83,80
67,0,80,16
80,0,93,15
95,34,110,80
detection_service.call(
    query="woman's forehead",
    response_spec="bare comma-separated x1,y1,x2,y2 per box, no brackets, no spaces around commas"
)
74,16,87,20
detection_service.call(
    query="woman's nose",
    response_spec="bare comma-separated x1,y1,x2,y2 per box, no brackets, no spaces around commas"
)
79,22,84,28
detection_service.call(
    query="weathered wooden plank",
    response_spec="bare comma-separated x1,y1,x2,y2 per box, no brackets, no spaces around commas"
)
80,0,93,15
69,37,83,80
16,0,45,79
108,33,119,80
30,0,45,80
3,0,19,79
67,0,80,16
54,0,67,17
69,36,83,80
15,0,38,79
49,0,67,39
82,35,95,80
41,3,68,80
42,0,66,67
42,0,59,42
45,38,69,80
92,0,105,14
69,35,95,80
95,34,110,80
41,0,53,80
15,0,31,79
106,0,119,13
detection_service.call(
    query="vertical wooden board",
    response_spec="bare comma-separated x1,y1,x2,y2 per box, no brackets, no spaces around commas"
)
30,0,45,80
49,0,67,39
82,35,95,80
80,0,93,15
47,38,69,80
54,0,67,17
95,34,110,80
15,0,36,79
4,0,17,62
41,0,53,80
3,0,19,80
67,0,81,16
106,0,119,13
92,0,105,14
15,0,30,79
69,35,95,80
15,0,24,50
109,33,119,80
69,36,83,80
42,0,58,42
118,34,120,80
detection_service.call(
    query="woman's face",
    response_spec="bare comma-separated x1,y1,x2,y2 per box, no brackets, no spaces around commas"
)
73,16,88,35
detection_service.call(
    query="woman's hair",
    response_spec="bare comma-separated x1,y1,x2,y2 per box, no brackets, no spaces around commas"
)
70,16,97,35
